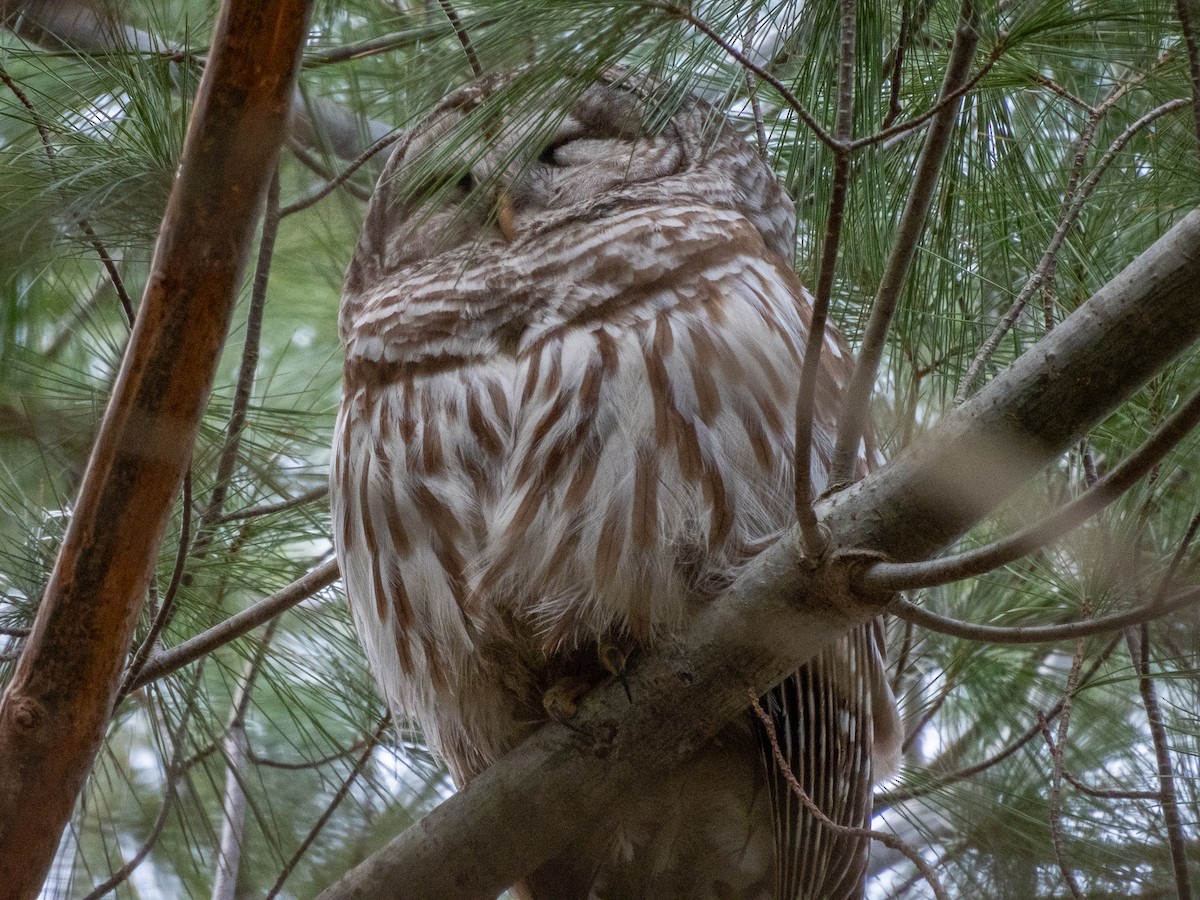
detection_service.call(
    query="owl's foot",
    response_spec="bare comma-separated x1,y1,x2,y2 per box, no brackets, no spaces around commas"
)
543,675,593,724
598,641,633,703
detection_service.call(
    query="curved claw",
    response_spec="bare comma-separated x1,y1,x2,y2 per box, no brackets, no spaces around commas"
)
543,675,593,724
598,641,633,703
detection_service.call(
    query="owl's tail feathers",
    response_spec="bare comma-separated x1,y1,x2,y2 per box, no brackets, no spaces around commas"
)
755,620,899,900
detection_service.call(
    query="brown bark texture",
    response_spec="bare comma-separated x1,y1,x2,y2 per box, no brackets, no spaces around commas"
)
0,2,313,896
319,210,1200,899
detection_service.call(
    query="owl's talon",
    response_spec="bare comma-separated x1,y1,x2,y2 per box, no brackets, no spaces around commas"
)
543,675,593,723
598,641,633,703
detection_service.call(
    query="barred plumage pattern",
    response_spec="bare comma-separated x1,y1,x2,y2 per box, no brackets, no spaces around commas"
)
331,72,901,899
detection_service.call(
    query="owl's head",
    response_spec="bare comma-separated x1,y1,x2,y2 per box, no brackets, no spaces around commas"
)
347,70,796,296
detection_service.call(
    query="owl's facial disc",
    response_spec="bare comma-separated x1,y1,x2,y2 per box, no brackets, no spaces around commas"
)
380,80,685,264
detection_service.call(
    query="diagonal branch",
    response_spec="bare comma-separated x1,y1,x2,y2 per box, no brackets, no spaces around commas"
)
861,381,1200,591
793,0,856,552
827,0,981,486
125,557,339,693
318,210,1200,899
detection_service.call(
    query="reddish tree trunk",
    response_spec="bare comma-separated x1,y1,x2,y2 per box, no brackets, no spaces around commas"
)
0,3,313,896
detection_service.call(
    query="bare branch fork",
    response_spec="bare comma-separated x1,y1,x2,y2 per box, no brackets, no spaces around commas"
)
318,210,1200,899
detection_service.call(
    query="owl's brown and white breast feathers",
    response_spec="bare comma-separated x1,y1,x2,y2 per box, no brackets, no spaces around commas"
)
331,71,899,899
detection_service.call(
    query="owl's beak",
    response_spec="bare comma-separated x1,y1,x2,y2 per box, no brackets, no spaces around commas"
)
496,189,517,243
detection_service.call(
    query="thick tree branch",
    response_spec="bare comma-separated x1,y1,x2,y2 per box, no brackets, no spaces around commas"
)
0,3,312,895
861,380,1200,591
319,212,1200,899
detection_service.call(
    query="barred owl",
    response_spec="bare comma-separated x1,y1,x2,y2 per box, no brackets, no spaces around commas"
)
331,71,901,899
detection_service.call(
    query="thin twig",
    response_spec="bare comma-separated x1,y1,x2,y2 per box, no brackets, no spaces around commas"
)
43,265,116,357
83,667,207,899
741,8,768,159
250,736,373,770
750,695,950,900
954,98,1189,403
662,3,837,151
124,558,340,693
198,168,284,542
266,716,391,899
890,618,916,696
901,672,955,755
881,634,1123,806
289,140,373,201
1038,714,1159,801
793,0,856,552
120,469,193,697
862,381,1200,592
827,0,981,486
213,621,279,900
889,584,1200,645
884,841,968,899
1127,625,1194,900
436,0,482,78
882,0,937,76
213,485,329,524
281,131,404,217
1028,73,1094,114
78,220,135,325
302,20,484,68
881,1,911,130
0,65,135,324
848,41,1001,152
1153,510,1200,605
